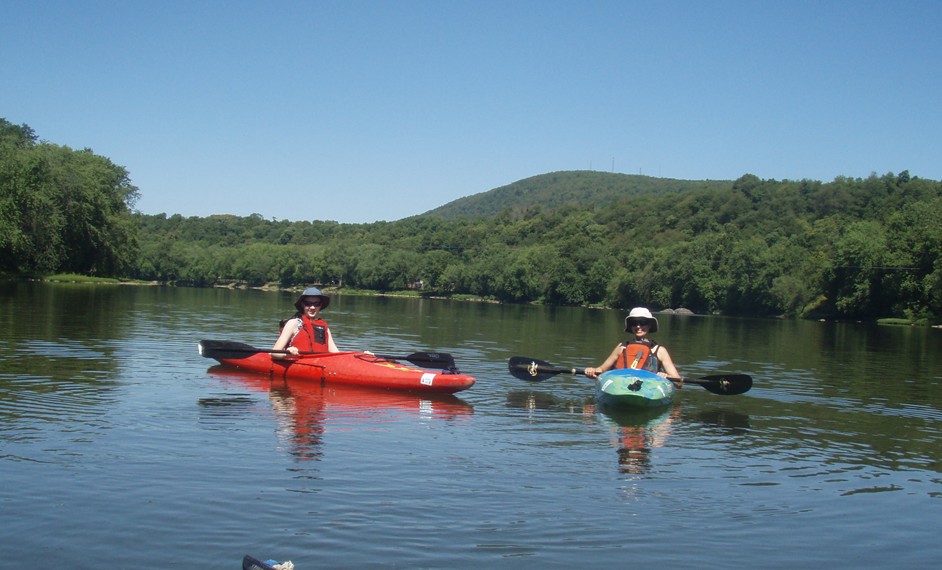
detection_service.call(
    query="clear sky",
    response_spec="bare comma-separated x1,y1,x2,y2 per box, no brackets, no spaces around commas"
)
3,0,940,223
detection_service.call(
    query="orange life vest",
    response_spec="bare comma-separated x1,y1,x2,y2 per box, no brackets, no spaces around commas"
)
615,339,660,373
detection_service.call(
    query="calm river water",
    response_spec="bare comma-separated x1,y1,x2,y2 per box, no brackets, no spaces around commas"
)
1,282,940,568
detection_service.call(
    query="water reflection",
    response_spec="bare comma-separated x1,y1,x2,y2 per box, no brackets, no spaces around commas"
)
685,408,752,432
504,390,584,414
595,405,679,474
205,367,473,460
506,390,676,474
5,283,942,568
506,388,757,476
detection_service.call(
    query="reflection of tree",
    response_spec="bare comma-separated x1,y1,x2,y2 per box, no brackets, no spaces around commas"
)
2,282,136,380
687,408,751,432
0,283,147,431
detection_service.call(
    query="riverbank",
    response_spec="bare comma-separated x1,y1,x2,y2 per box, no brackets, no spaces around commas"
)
21,275,938,327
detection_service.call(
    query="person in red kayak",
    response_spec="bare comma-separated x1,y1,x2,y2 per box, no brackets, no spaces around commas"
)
272,287,339,358
583,307,682,384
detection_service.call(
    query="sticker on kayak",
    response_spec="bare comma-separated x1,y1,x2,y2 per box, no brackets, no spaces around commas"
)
420,373,436,386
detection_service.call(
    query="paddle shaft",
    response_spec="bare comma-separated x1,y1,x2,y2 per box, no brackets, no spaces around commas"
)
507,356,752,395
198,340,456,370
530,363,683,383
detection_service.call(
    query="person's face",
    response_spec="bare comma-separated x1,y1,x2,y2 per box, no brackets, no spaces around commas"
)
301,298,322,315
627,319,651,336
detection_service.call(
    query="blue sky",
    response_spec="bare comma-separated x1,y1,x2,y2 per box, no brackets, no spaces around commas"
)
3,0,940,223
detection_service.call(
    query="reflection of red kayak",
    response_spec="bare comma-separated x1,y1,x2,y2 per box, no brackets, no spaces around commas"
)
209,366,473,460
208,349,476,394
207,366,475,420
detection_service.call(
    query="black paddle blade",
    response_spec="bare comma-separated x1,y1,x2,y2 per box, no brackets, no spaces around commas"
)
507,356,566,382
689,374,752,395
197,340,261,360
395,352,457,370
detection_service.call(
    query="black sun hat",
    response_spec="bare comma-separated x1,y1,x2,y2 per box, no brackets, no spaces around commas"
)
294,287,331,312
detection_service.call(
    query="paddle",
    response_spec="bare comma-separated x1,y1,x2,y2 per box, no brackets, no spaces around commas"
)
507,356,752,396
198,339,457,370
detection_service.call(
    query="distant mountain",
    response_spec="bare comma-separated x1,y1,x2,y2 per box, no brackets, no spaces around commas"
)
421,170,734,219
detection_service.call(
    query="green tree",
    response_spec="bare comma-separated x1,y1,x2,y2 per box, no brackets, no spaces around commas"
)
828,221,893,318
0,119,139,275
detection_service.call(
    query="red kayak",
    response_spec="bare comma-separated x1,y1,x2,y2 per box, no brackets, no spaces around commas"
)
208,366,474,419
198,340,476,394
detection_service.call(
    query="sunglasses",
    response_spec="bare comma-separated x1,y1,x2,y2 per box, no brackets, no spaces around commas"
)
627,320,650,327
303,300,322,308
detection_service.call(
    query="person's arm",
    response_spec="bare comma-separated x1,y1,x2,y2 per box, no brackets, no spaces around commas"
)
584,343,624,378
272,321,300,359
656,346,681,386
326,329,339,353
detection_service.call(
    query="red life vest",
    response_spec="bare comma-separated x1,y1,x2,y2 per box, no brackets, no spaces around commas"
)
615,339,660,373
288,315,331,353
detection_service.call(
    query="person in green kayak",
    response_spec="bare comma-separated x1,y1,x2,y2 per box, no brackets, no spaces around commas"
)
272,287,339,358
584,307,682,384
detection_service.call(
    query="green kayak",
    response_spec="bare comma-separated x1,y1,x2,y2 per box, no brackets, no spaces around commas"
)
595,368,676,409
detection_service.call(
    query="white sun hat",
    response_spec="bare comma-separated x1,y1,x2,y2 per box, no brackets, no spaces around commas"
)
624,307,659,333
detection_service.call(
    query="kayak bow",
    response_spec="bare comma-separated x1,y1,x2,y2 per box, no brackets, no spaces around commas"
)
595,368,676,409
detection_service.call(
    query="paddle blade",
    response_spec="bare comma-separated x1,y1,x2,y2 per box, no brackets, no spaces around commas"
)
688,374,752,395
197,340,262,360
400,352,457,370
508,356,567,382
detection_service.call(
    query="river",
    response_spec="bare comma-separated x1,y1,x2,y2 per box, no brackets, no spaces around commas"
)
1,282,940,568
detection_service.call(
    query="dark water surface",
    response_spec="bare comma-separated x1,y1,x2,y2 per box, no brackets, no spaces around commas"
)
1,282,940,568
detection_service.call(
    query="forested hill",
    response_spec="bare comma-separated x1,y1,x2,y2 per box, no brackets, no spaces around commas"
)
123,169,942,324
421,171,733,219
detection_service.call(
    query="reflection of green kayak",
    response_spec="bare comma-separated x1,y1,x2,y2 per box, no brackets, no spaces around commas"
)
596,369,676,408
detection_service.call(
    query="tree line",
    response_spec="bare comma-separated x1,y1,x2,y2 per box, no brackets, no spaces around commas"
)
3,118,941,323
1,118,139,276
130,171,942,323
